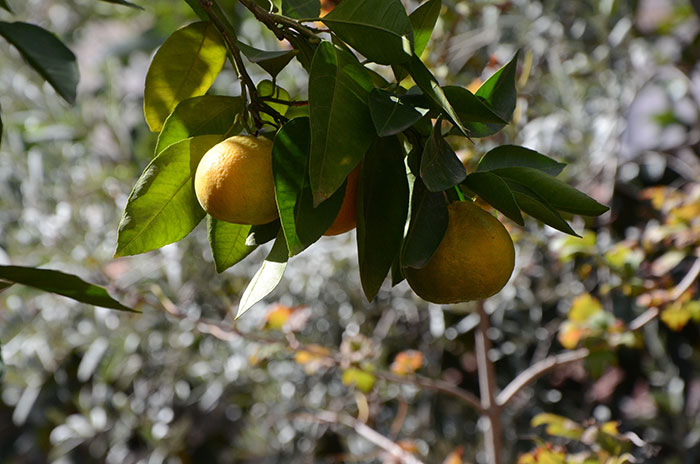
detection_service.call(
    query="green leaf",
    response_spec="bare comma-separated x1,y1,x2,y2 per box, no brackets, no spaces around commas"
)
368,88,429,137
282,0,320,19
357,137,409,301
420,119,466,191
99,0,144,10
257,80,291,124
0,265,134,311
144,22,227,132
409,0,441,57
183,0,208,20
237,40,298,77
115,135,220,257
207,217,256,273
401,177,448,268
0,21,79,104
246,220,281,246
156,95,243,156
391,254,404,286
442,85,508,137
286,33,318,71
0,279,12,293
406,55,467,136
531,413,584,441
469,50,520,136
308,42,375,205
476,145,566,175
0,0,11,13
272,117,345,255
494,167,609,216
342,367,376,393
236,231,289,319
463,172,524,225
322,0,413,65
507,181,579,236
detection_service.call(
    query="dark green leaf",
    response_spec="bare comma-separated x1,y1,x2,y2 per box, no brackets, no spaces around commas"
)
494,167,609,216
99,0,144,10
368,88,429,137
257,80,291,124
401,177,448,268
0,279,12,293
286,33,317,71
476,144,566,176
183,0,208,20
207,217,256,273
406,55,467,135
236,231,289,318
115,135,220,257
463,172,524,225
0,265,134,311
0,0,11,12
282,0,320,19
409,0,441,57
322,0,413,65
156,95,243,156
246,220,281,246
237,40,298,77
391,254,404,286
442,85,508,138
507,181,579,236
308,42,375,205
420,119,466,191
272,117,345,255
0,21,79,104
357,137,409,300
143,22,227,132
468,50,520,136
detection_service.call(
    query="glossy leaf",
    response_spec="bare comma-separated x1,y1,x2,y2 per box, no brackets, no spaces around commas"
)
322,0,413,65
144,22,227,132
0,21,79,104
237,40,297,77
469,50,520,136
156,95,243,156
368,88,429,137
409,0,441,57
463,171,524,225
401,177,448,268
99,0,144,9
282,0,320,19
272,117,345,255
420,119,466,191
443,85,508,137
476,144,566,176
115,135,220,257
494,167,609,216
357,137,409,301
0,265,133,311
236,231,289,319
507,181,579,236
207,217,256,273
406,55,467,135
308,42,375,205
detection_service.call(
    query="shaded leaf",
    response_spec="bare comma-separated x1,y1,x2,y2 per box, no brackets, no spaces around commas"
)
322,0,413,65
99,0,144,10
476,144,566,175
237,40,298,77
463,171,524,225
368,88,429,137
156,95,243,156
257,80,291,124
183,0,208,20
401,177,448,268
0,265,133,312
409,0,441,57
420,119,466,191
272,117,345,255
236,231,289,319
282,0,320,19
357,137,409,301
308,42,375,205
468,50,520,136
507,181,579,236
246,220,281,246
207,217,256,273
443,85,509,137
0,0,11,13
115,135,220,257
144,22,227,132
0,21,79,104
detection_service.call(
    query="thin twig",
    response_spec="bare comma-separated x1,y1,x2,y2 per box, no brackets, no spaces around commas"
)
298,410,426,464
260,96,309,107
496,348,589,407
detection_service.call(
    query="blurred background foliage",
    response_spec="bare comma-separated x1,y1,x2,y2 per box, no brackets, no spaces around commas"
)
1,0,699,462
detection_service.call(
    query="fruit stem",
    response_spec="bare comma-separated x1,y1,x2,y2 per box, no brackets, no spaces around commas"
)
454,185,466,202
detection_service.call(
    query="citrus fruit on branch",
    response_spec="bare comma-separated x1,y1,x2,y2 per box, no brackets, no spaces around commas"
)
194,135,278,225
324,165,360,236
404,200,515,304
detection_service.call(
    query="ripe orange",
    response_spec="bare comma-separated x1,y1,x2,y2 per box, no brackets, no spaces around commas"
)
404,200,515,304
194,135,278,225
324,165,360,236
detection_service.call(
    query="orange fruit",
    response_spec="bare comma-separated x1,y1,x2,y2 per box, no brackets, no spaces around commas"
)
404,200,515,304
194,135,278,225
324,165,360,236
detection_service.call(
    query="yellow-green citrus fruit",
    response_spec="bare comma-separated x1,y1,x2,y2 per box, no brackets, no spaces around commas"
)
324,165,360,236
194,135,278,225
404,201,515,304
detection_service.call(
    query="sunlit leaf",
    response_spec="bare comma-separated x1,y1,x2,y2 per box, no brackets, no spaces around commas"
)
144,22,227,132
409,0,441,57
257,80,291,124
0,21,79,104
660,302,692,331
569,294,603,323
0,265,134,312
207,217,256,273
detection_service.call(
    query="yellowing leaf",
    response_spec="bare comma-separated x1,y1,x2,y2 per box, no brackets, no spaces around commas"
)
569,294,603,323
558,322,586,350
144,22,227,132
660,302,692,331
531,413,584,441
342,367,376,393
441,446,464,464
264,303,293,330
390,350,423,375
